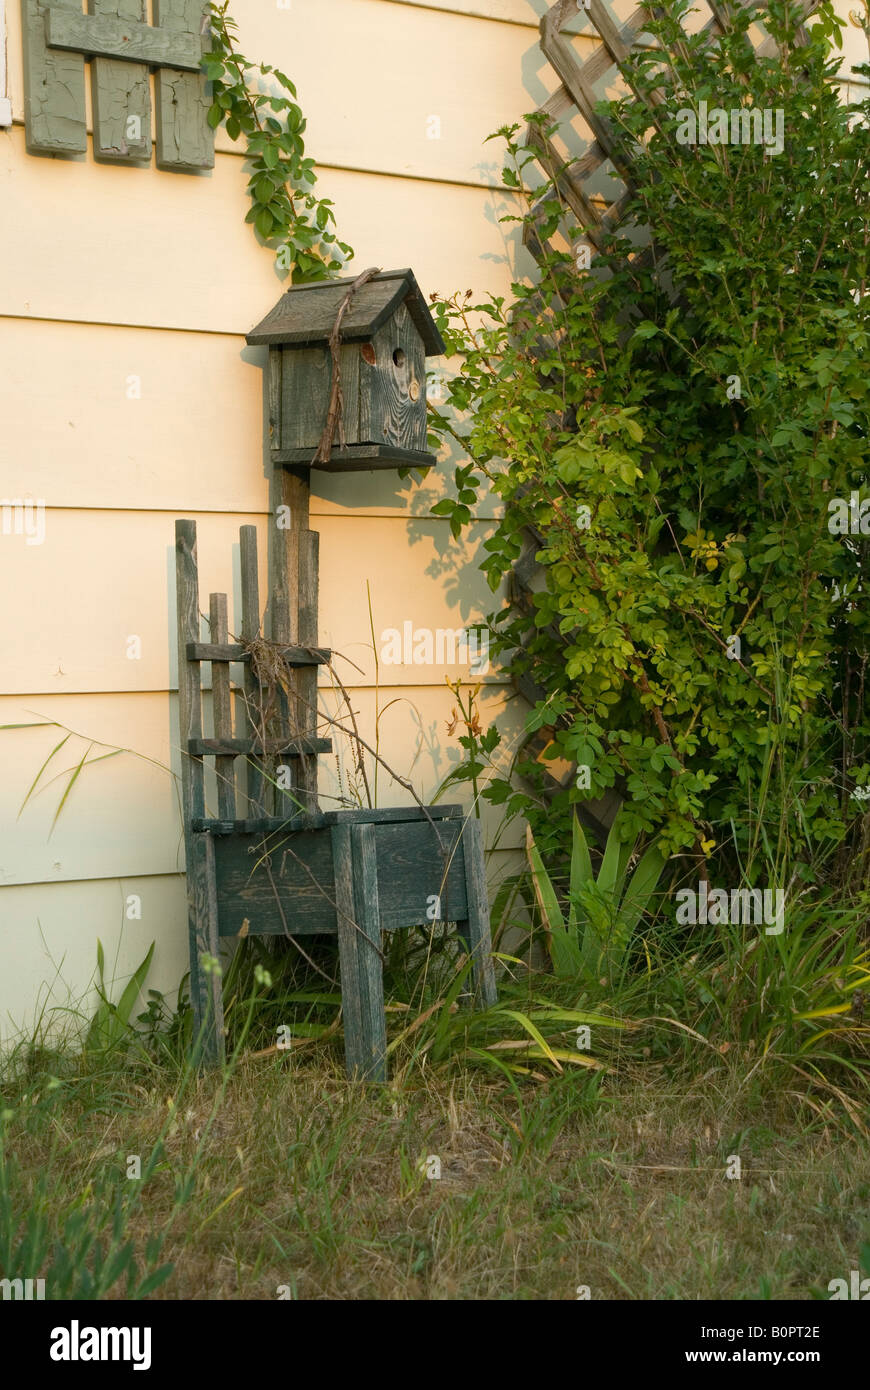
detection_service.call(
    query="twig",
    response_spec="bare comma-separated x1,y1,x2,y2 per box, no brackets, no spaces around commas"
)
312,266,381,465
324,660,372,809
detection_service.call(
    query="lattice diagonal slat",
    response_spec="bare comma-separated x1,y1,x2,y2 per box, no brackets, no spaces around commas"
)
525,0,821,267
511,1,821,832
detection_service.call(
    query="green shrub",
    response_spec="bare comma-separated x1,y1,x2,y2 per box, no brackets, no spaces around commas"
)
429,0,869,896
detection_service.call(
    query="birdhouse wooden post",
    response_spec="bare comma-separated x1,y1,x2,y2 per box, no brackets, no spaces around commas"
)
171,267,496,1083
246,268,445,472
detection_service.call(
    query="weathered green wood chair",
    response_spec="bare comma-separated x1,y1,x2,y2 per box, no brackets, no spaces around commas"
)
174,518,497,1080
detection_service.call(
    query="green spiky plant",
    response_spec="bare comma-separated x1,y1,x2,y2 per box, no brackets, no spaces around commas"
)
84,941,155,1055
526,810,667,984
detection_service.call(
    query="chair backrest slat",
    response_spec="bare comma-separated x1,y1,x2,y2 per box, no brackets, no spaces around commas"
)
175,519,205,824
209,591,236,822
175,518,329,831
239,523,267,818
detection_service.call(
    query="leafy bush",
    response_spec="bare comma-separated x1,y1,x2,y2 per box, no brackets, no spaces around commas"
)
429,0,869,896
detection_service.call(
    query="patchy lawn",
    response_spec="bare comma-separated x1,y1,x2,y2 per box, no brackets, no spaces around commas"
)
2,1046,868,1300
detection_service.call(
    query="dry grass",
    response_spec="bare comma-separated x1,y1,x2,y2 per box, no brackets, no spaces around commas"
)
3,1045,868,1300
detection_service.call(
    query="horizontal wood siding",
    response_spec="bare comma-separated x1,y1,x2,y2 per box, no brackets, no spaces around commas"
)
0,511,504,692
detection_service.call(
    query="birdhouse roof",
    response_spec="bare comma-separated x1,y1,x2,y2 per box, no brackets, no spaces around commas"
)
246,268,445,355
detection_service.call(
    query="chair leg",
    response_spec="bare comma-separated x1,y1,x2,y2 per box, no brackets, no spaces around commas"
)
189,832,225,1067
459,817,498,1009
332,823,387,1081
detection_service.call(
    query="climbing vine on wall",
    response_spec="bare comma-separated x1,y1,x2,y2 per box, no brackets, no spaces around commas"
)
203,2,353,283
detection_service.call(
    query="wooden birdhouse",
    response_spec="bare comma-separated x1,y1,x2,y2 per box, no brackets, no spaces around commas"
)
246,268,445,472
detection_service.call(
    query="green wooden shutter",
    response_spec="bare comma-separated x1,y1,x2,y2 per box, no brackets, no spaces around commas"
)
21,0,214,170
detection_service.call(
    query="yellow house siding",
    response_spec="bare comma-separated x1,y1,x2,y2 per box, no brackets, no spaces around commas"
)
0,509,506,694
0,316,503,516
0,130,528,330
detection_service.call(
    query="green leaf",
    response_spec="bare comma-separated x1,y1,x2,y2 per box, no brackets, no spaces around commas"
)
87,943,155,1053
569,812,593,902
612,842,667,964
1,721,60,730
548,928,585,981
499,1009,565,1070
51,742,96,833
18,733,70,818
114,943,156,1032
274,70,298,97
525,824,563,933
526,825,584,978
597,810,633,901
134,1264,175,1299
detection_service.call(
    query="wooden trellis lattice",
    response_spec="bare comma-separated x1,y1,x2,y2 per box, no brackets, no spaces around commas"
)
509,0,821,832
524,0,820,267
